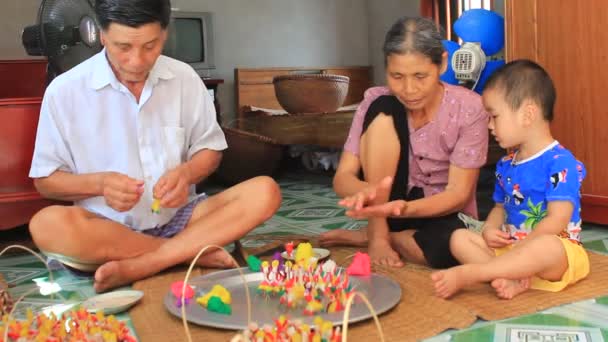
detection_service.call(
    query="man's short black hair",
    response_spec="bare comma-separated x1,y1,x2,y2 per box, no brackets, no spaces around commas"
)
95,0,171,30
484,59,556,121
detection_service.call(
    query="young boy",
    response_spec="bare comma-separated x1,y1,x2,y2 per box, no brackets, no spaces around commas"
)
431,59,589,299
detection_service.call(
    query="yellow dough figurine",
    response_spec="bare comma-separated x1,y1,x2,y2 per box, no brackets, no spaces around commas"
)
151,198,161,214
295,242,313,263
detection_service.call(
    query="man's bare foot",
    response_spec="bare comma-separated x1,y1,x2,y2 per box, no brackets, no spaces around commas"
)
491,278,530,299
369,239,404,267
94,261,128,293
318,227,368,247
94,249,236,292
193,249,237,268
431,265,476,299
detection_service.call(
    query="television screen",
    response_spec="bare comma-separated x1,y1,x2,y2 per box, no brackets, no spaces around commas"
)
171,18,204,63
163,11,215,73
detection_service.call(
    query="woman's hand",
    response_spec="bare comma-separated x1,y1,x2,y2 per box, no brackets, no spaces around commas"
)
346,200,407,219
482,226,513,249
153,164,192,208
339,176,392,209
339,176,407,218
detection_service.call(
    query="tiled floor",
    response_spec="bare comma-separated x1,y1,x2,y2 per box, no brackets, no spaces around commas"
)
2,168,608,341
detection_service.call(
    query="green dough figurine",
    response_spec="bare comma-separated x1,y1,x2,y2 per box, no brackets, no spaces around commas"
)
207,296,232,315
247,255,262,272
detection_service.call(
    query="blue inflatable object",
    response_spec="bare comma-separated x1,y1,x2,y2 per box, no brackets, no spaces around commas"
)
440,40,460,85
454,9,504,56
474,59,505,94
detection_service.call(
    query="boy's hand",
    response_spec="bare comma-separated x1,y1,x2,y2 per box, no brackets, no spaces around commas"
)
482,226,513,248
101,172,144,212
154,164,191,208
339,176,393,211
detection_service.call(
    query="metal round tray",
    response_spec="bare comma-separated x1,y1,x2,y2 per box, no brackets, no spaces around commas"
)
164,267,401,330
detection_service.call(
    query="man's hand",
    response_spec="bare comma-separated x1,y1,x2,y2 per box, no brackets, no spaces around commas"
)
101,172,144,212
153,164,191,208
482,226,513,249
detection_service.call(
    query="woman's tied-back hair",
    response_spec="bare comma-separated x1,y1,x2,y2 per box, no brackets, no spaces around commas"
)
383,17,445,66
95,0,172,31
484,59,556,121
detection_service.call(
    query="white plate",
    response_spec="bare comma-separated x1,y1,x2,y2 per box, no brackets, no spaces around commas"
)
82,290,144,315
280,247,330,261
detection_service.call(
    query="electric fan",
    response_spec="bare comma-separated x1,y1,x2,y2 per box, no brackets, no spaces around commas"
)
21,0,102,82
451,42,487,90
441,8,505,93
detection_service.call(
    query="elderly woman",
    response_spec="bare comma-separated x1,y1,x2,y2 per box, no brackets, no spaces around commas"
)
319,17,488,269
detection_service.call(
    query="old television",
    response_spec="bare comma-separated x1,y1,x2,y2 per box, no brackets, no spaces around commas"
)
163,11,215,76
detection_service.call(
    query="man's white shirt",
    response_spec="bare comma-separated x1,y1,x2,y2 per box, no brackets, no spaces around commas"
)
29,50,227,230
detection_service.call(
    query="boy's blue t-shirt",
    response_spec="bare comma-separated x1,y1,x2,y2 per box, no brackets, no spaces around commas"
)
493,141,586,243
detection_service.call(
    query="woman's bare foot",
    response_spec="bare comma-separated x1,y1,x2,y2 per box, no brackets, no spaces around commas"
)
369,239,404,267
318,227,368,247
390,230,426,265
94,249,235,292
431,265,476,299
491,278,530,299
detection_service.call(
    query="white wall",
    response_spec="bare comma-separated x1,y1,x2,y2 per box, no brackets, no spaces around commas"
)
171,0,370,120
1,0,426,119
0,0,41,60
366,0,421,85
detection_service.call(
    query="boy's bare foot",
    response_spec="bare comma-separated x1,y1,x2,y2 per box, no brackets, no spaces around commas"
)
431,265,475,299
369,239,404,267
94,249,235,292
491,278,530,299
318,227,368,247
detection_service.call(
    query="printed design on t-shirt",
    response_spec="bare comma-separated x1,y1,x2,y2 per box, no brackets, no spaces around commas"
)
512,184,524,205
495,171,503,187
576,163,584,183
519,198,547,230
549,169,568,189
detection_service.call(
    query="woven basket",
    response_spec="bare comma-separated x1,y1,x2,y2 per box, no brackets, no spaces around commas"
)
273,74,349,114
214,126,285,185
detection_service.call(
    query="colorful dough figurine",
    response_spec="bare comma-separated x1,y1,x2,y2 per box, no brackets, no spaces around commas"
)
171,281,195,307
0,308,137,341
197,284,232,315
231,315,342,342
151,198,161,214
346,252,371,276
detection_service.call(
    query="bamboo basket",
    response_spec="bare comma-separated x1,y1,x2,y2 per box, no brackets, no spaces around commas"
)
273,74,350,114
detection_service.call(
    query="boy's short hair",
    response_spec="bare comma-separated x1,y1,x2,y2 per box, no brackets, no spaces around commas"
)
484,59,556,121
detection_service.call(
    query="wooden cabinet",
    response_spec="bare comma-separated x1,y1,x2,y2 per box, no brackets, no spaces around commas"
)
506,0,608,224
0,60,62,231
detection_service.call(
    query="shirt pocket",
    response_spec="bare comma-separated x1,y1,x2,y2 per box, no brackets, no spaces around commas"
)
162,126,186,170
